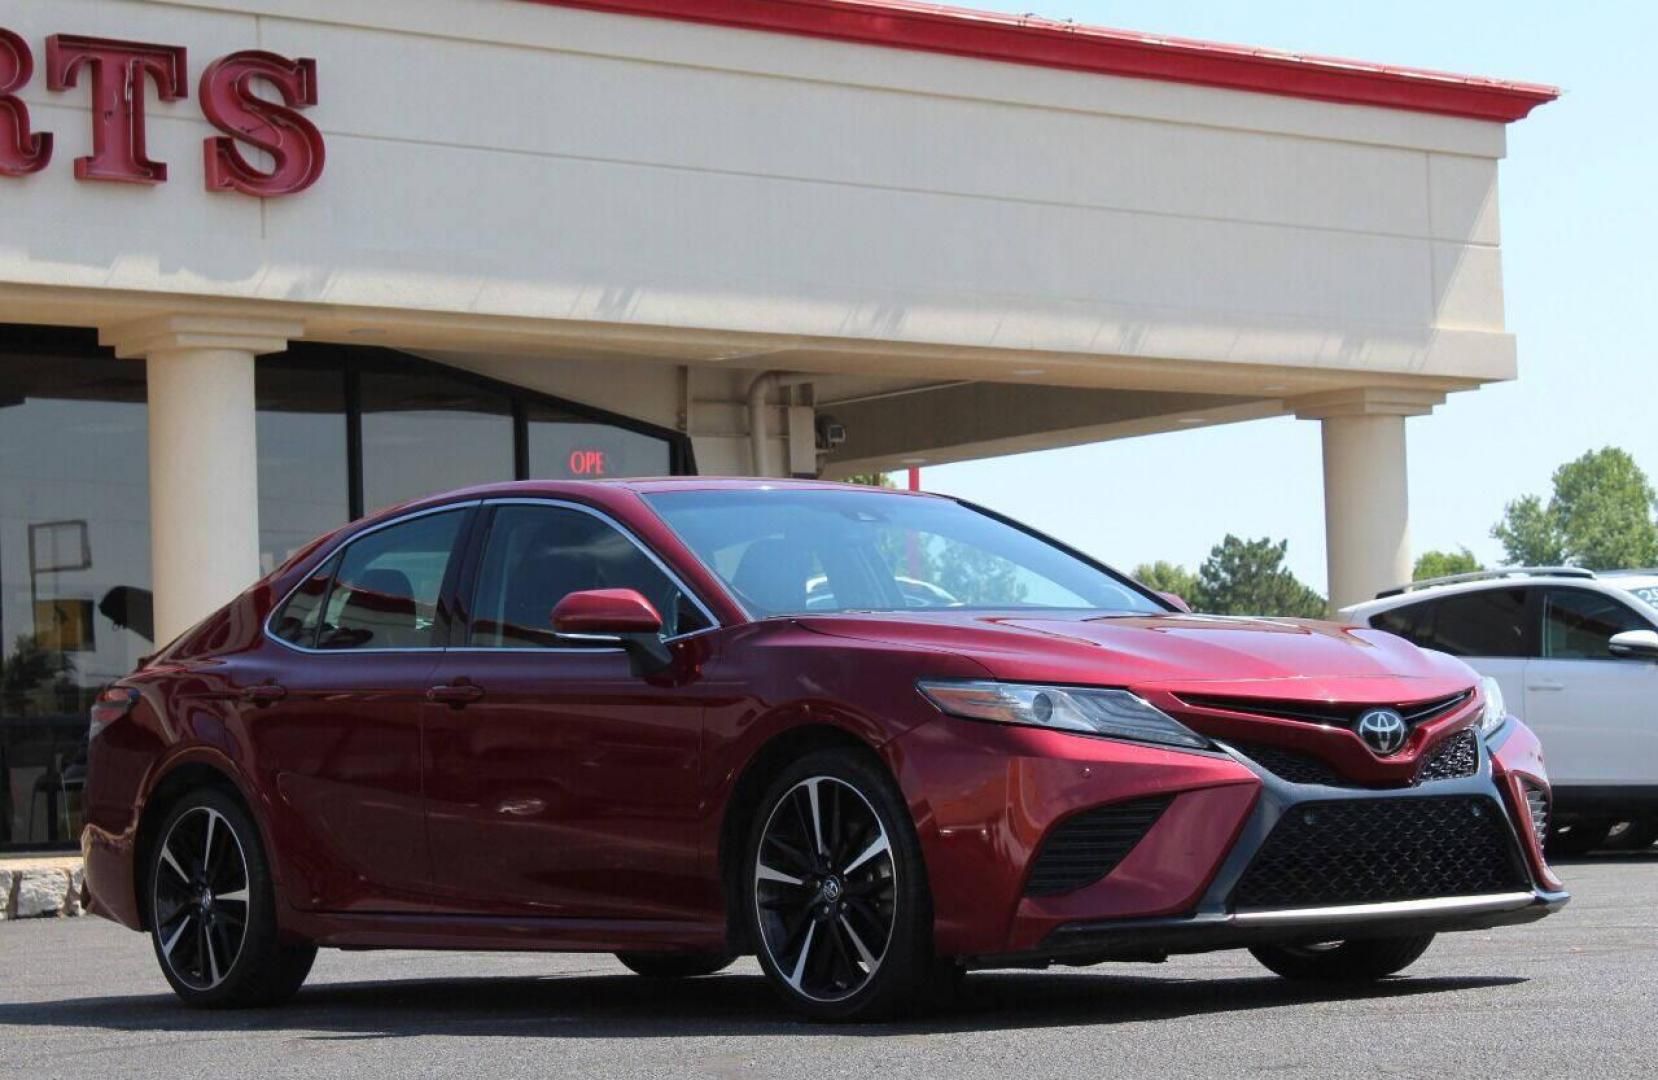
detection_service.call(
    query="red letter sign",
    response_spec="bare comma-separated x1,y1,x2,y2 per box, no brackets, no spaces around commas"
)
201,51,323,196
45,34,187,183
0,28,51,176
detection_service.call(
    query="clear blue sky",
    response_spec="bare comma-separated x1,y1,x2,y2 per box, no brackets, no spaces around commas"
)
925,0,1658,594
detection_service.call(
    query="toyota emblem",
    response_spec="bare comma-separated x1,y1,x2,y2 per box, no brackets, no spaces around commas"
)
1356,708,1408,755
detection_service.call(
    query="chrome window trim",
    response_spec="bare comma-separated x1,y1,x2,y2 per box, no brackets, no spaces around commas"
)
263,496,723,656
263,501,480,656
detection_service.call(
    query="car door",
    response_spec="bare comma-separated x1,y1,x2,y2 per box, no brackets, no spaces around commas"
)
1524,587,1658,787
241,505,471,912
421,500,720,920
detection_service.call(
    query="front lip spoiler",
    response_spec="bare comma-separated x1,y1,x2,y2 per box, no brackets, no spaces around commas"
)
972,889,1569,968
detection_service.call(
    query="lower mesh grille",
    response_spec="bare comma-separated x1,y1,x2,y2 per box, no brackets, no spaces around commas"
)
1025,796,1171,896
1233,743,1356,788
1232,795,1528,910
1417,729,1480,782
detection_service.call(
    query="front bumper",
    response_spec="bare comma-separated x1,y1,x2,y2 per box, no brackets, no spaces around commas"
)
976,889,1568,967
895,713,1567,962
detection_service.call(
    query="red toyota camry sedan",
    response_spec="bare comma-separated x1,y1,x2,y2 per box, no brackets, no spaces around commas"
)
80,479,1567,1020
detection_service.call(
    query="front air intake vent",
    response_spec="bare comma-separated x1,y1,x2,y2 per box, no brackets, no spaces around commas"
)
1522,782,1550,850
1231,795,1528,910
1417,729,1480,782
1024,796,1171,896
1231,743,1358,788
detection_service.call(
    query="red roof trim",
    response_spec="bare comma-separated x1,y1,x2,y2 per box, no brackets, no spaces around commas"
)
523,0,1558,122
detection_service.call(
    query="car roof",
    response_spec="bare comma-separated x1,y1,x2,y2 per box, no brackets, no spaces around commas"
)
1342,570,1658,618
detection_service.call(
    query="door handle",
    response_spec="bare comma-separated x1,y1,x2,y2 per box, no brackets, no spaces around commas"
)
1526,680,1565,692
427,683,485,707
241,683,288,707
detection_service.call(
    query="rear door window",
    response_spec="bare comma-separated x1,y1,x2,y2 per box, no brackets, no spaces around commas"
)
314,510,468,650
1370,587,1530,657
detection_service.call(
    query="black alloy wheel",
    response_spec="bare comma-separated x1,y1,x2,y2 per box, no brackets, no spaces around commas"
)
148,788,316,1007
744,749,947,1021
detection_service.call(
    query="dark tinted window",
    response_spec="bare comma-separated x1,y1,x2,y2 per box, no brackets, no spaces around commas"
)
526,402,672,479
467,505,711,648
317,511,466,650
256,359,348,573
1542,589,1650,660
1371,588,1529,658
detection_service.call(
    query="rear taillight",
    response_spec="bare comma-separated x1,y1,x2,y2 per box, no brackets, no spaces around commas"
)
89,686,138,741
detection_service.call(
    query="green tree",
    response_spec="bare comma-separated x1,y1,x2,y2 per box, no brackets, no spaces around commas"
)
1413,547,1482,581
1492,447,1658,569
843,473,893,488
1133,560,1199,603
1192,535,1327,618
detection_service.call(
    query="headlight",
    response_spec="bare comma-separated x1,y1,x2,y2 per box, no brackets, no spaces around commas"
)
1478,676,1508,738
917,680,1209,750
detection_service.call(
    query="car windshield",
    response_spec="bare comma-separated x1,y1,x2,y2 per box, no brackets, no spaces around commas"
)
1615,579,1658,610
644,488,1166,618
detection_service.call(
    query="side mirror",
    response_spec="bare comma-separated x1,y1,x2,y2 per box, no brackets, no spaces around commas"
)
551,588,672,674
1157,591,1193,613
1608,628,1658,661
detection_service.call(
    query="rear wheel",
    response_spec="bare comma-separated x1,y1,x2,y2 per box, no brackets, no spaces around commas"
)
614,951,735,978
742,749,945,1021
147,787,315,1008
1606,818,1658,851
1250,934,1435,982
1547,819,1614,857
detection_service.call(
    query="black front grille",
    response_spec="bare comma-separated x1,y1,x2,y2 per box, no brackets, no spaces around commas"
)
1232,743,1357,788
1179,690,1473,729
1231,795,1528,910
1025,796,1171,896
1417,729,1480,782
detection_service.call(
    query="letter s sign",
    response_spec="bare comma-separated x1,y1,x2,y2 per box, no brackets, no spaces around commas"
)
201,51,323,196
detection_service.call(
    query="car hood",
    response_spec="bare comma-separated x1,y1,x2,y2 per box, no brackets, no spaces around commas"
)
795,610,1475,701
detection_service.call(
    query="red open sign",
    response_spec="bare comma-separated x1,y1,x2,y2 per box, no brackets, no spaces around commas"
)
567,450,607,476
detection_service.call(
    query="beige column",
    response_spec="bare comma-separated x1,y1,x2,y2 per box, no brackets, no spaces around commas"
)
101,316,303,643
1293,388,1445,613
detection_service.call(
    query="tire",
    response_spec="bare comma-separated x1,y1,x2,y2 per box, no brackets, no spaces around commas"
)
1605,818,1658,851
146,787,316,1008
742,747,947,1021
1250,934,1435,982
1546,819,1614,857
614,951,735,978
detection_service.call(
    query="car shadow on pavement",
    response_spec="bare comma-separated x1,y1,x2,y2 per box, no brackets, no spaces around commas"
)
0,969,1525,1039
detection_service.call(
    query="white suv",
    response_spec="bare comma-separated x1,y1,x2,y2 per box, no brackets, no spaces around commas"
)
1342,568,1658,854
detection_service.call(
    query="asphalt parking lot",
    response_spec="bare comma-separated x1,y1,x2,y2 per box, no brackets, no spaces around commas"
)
2,852,1655,1080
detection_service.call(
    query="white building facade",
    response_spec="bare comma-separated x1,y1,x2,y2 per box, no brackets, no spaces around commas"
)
0,0,1553,852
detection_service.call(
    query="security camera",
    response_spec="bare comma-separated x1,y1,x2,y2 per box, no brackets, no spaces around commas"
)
815,415,847,451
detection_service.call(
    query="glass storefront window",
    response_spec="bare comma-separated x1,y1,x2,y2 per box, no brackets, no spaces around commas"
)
256,358,350,575
527,402,672,480
359,367,514,513
0,340,151,850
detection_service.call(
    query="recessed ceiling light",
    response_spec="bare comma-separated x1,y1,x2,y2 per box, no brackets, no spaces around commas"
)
1176,417,1207,425
901,457,927,465
1262,384,1288,393
1011,368,1045,377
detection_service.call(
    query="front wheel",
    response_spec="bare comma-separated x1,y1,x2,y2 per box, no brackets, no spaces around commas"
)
147,787,316,1008
742,749,945,1021
614,951,735,978
1250,934,1435,982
